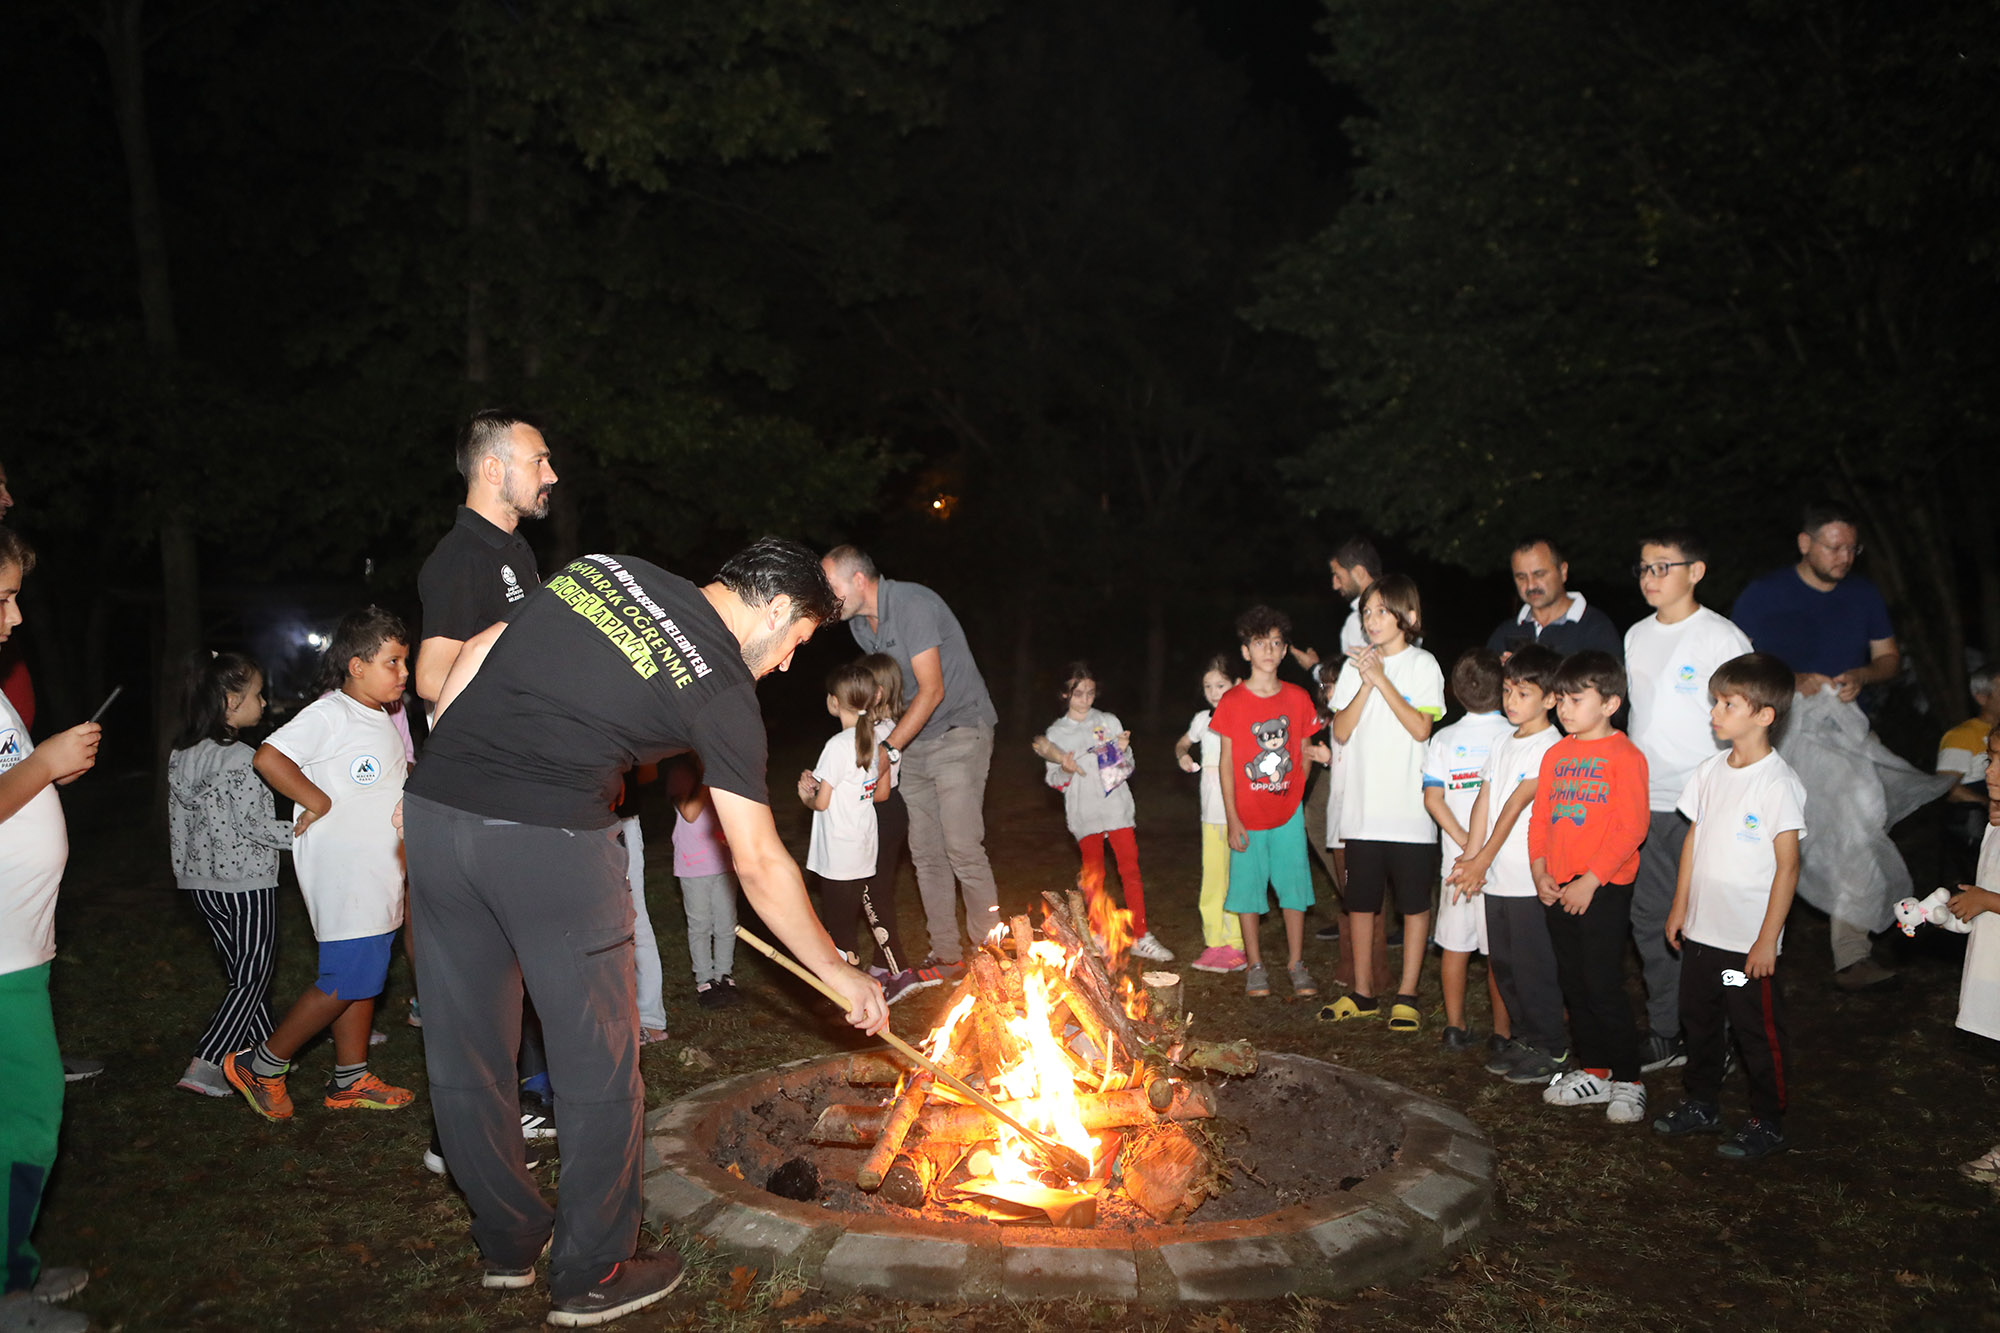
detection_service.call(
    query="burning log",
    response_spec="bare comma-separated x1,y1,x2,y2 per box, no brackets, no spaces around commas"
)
1141,971,1183,1024
840,1052,909,1086
1121,1124,1208,1223
967,955,1026,1084
809,1081,1216,1148
1170,1038,1259,1077
857,1074,931,1192
1010,913,1036,965
878,1136,965,1209
1041,891,1158,1063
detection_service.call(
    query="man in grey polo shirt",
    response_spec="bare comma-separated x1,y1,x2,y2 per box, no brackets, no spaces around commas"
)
822,546,1000,971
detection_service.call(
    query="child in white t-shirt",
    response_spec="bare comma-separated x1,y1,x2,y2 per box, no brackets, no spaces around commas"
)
231,606,414,1121
797,662,895,987
1658,652,1808,1161
1032,663,1171,963
1624,530,1754,1069
1320,576,1445,1030
1176,655,1244,973
1448,645,1567,1084
1422,649,1513,1052
1948,727,2000,1183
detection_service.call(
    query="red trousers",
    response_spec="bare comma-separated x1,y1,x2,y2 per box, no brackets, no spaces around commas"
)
1077,826,1146,936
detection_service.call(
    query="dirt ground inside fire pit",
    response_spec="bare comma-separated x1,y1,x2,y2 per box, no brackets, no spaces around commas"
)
29,730,2000,1330
709,1055,1401,1228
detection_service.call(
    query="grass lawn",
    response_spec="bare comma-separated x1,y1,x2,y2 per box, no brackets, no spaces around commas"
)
34,732,2000,1331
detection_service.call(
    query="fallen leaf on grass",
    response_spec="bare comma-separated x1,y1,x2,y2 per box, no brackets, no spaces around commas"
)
725,1162,745,1180
772,1286,807,1309
721,1264,758,1311
781,1316,829,1329
1894,1271,1925,1287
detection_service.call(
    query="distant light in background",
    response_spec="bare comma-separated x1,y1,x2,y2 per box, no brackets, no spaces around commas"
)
930,493,958,519
306,632,326,649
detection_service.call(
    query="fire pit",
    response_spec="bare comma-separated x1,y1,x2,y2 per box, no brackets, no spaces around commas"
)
643,897,1495,1302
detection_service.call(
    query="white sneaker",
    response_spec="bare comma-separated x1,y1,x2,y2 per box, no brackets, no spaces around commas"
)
1605,1080,1647,1124
0,1293,88,1332
1130,932,1174,963
1542,1069,1613,1106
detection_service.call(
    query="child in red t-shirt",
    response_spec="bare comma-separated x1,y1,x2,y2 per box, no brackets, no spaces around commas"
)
1528,651,1651,1124
1212,606,1329,999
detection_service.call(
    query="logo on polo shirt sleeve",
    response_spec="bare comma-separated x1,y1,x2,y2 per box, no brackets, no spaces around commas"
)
0,727,22,774
350,755,382,786
501,563,525,603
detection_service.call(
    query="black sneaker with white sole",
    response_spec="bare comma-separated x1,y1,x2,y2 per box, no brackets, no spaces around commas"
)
520,1091,558,1140
547,1251,685,1327
1638,1032,1687,1073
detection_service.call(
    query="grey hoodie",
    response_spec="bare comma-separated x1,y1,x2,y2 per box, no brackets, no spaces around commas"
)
168,739,293,892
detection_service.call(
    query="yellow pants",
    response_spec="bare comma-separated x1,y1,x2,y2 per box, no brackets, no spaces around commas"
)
1200,822,1244,949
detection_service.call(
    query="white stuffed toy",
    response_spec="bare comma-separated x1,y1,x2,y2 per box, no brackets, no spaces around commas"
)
1894,887,1972,937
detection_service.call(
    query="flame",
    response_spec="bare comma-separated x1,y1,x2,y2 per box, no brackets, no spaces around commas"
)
1083,884,1136,972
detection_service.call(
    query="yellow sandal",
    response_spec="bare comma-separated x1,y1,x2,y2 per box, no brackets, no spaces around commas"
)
1387,1003,1423,1033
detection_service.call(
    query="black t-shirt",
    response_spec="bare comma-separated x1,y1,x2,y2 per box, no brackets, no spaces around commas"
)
418,506,540,642
407,554,766,829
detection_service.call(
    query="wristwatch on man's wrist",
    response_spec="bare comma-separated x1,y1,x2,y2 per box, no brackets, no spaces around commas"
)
884,744,901,765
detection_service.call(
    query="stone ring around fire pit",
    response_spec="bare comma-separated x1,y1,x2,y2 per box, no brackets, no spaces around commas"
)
642,1051,1494,1303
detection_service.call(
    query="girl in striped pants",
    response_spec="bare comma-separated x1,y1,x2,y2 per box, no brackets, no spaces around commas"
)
168,652,292,1097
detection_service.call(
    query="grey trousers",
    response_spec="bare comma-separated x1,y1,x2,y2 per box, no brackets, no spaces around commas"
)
1630,810,1690,1039
900,724,1001,962
405,794,641,1284
1484,895,1566,1056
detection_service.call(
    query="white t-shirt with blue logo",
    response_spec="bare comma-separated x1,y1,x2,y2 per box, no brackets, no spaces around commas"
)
1677,749,1808,953
1422,711,1514,868
268,690,407,942
1625,606,1754,811
0,693,67,976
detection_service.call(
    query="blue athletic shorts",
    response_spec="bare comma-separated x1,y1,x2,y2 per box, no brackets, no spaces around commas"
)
315,931,396,1000
1223,805,1314,914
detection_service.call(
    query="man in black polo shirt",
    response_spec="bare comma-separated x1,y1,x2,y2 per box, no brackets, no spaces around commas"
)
415,409,557,712
1485,536,1624,661
405,539,885,1327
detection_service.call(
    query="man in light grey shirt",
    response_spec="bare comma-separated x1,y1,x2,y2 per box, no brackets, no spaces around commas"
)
822,546,999,970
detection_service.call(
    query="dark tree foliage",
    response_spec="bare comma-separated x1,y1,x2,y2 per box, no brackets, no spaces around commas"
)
1252,0,2000,711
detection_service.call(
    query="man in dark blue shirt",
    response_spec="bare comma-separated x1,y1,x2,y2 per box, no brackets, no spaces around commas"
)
1732,502,1906,991
1485,537,1624,662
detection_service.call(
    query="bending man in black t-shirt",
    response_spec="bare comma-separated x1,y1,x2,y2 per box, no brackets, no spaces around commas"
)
403,538,885,1327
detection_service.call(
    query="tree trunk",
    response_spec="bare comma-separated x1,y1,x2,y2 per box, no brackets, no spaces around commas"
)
1141,579,1167,731
99,0,195,801
465,109,490,385
1008,601,1035,737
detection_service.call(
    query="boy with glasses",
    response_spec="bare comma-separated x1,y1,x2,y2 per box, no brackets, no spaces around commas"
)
1623,532,1752,1071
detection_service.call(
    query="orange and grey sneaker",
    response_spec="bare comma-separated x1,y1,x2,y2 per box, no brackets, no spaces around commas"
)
323,1071,415,1111
222,1049,294,1122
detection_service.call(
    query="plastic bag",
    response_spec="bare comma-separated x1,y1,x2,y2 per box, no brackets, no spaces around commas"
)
1093,737,1135,795
1777,690,1956,932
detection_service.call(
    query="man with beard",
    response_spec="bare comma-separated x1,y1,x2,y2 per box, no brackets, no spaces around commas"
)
1485,537,1624,663
416,410,558,712
404,539,884,1326
414,410,560,1168
1731,503,1943,990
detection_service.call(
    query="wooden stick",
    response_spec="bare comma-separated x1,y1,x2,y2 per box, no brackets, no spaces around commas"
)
812,1083,1219,1146
858,1073,930,1191
734,926,1091,1180
880,1137,965,1209
1041,892,1155,1061
1010,913,1036,965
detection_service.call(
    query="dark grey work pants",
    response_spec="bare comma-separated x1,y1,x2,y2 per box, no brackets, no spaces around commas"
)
1483,894,1566,1056
405,794,641,1283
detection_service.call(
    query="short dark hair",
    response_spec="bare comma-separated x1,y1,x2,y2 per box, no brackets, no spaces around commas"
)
1636,529,1707,564
1234,604,1291,646
1502,644,1563,692
1449,648,1503,714
1512,536,1564,567
1333,537,1381,579
176,650,265,750
312,605,410,697
717,537,839,626
1709,652,1795,732
1551,650,1626,702
823,544,878,581
0,525,34,576
1800,501,1857,537
456,409,537,483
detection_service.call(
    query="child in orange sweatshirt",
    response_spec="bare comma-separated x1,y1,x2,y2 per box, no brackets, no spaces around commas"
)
1528,651,1651,1124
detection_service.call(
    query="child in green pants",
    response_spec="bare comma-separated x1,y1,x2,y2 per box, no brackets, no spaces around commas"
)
0,527,100,1333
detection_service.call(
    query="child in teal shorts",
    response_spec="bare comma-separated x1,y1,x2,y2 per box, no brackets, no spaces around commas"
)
1211,605,1329,998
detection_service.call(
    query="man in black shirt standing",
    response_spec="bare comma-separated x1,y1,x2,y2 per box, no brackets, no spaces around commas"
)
405,538,885,1327
415,410,558,712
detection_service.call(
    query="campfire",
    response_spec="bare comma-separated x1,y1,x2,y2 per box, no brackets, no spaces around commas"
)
805,891,1259,1228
